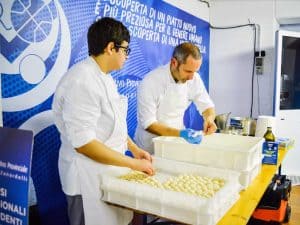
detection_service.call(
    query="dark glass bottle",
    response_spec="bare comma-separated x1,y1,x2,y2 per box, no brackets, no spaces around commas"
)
263,127,276,142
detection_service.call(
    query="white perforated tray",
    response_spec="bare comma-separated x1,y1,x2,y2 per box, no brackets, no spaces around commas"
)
99,157,241,225
153,133,264,171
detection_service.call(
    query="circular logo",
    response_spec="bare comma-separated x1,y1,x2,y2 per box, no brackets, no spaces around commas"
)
11,0,53,43
0,0,71,112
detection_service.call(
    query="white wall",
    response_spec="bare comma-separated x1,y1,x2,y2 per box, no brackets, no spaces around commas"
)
209,0,278,118
163,0,209,22
276,0,300,25
209,0,300,118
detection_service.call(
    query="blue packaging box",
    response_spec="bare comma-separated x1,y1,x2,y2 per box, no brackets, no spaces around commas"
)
262,141,279,165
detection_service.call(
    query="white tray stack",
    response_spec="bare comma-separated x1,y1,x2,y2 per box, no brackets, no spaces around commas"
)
100,157,241,225
153,133,264,188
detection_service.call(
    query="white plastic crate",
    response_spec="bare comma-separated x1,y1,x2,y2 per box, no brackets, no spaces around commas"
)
239,163,261,188
99,157,241,225
153,133,264,171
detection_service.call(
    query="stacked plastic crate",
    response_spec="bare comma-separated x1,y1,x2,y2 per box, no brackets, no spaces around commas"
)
153,133,264,189
100,157,241,225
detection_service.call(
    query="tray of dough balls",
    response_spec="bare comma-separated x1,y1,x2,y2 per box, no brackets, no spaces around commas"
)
99,157,241,225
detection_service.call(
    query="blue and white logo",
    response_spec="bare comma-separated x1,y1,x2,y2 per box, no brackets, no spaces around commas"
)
0,0,70,133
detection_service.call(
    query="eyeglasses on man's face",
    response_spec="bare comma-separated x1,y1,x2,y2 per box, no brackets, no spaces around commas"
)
115,44,131,56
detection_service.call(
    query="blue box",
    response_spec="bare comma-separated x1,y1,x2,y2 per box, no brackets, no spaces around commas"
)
262,141,279,165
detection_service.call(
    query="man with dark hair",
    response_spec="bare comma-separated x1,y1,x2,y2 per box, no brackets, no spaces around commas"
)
134,42,217,154
52,17,154,225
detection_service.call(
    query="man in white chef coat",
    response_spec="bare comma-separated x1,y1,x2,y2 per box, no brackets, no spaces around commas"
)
134,42,217,154
52,17,154,225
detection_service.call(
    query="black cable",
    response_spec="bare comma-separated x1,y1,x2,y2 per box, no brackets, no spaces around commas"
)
210,23,255,30
197,0,210,8
209,23,257,117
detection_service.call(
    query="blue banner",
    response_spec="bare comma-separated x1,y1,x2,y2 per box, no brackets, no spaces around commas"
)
0,127,33,225
0,1,210,224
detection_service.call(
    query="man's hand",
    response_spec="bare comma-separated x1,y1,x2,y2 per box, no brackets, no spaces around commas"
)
180,129,202,144
128,147,154,175
130,158,155,176
132,148,152,162
203,117,217,135
202,107,217,135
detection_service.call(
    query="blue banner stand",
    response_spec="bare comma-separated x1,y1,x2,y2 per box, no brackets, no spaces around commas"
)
0,127,33,225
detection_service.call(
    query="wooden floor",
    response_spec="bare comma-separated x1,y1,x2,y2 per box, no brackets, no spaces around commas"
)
283,185,300,225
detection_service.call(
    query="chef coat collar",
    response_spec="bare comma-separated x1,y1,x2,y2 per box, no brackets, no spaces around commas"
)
89,56,109,77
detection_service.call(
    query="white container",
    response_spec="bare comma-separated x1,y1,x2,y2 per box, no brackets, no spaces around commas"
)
99,157,241,225
153,133,264,171
239,163,261,189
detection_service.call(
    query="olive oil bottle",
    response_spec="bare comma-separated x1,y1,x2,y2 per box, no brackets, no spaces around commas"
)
263,127,275,142
262,126,278,165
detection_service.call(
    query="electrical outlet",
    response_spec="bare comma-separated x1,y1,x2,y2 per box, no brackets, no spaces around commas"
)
255,56,263,75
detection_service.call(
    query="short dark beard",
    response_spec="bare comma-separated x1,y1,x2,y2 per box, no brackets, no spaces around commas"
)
170,64,181,83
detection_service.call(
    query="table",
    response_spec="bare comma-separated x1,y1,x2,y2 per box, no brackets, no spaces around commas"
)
217,147,289,225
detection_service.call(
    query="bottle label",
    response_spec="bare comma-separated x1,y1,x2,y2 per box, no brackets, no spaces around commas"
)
262,141,279,165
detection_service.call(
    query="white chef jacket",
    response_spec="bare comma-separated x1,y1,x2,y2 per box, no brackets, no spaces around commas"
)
134,64,214,153
53,57,133,225
52,56,126,195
